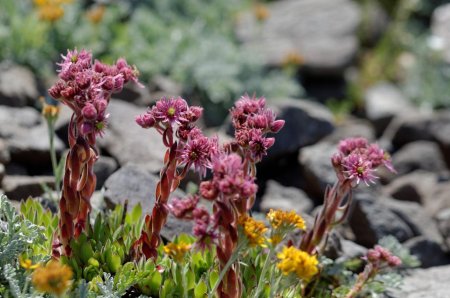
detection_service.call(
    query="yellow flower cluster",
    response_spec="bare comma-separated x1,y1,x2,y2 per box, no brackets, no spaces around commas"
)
86,5,106,24
277,246,318,281
163,241,191,262
19,256,40,270
238,215,268,247
253,4,270,22
32,260,73,296
277,246,319,280
267,209,306,231
33,0,73,22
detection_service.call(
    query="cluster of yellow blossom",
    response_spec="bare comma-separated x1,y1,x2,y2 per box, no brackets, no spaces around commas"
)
164,241,191,263
33,0,73,22
277,246,318,281
267,209,306,231
32,260,73,296
86,5,106,24
238,215,268,247
253,3,270,22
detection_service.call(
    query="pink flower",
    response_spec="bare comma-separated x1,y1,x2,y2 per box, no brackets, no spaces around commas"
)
169,195,199,219
338,137,369,155
135,113,155,129
248,129,275,162
179,133,214,177
342,153,378,186
153,97,188,125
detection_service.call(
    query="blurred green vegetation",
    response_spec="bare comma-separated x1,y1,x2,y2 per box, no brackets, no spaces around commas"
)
0,0,301,125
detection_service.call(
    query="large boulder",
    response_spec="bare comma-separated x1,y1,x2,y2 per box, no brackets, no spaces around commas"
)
103,164,192,240
235,0,361,74
98,100,167,173
0,63,39,107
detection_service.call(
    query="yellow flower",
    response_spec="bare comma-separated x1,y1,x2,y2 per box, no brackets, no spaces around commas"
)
164,241,191,263
19,256,40,270
281,51,304,67
238,215,268,247
33,0,73,22
32,260,73,296
277,246,318,281
86,5,106,24
254,3,270,22
267,209,306,231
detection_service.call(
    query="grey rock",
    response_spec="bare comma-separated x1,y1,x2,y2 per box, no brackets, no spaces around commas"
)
403,236,450,268
2,175,54,201
235,0,360,74
429,111,450,167
392,141,447,176
0,63,39,107
0,106,64,167
0,164,4,185
391,265,450,298
432,3,450,64
149,75,183,103
94,156,118,190
349,194,415,247
340,239,367,259
364,82,414,135
424,182,450,217
436,208,450,250
98,100,167,173
115,83,153,107
269,99,334,157
390,112,435,149
299,142,337,199
103,164,192,240
382,197,444,246
0,139,10,164
383,170,438,204
260,180,313,214
324,117,375,143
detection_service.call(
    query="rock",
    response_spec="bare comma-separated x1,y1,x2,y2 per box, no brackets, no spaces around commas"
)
392,141,447,176
235,0,360,74
389,111,435,149
403,236,450,268
0,106,64,168
432,3,450,64
429,111,450,168
424,182,450,216
0,63,39,107
392,264,450,297
436,208,450,250
324,117,375,143
0,139,10,165
98,100,167,173
115,83,152,107
299,142,337,199
0,164,4,185
94,156,118,190
259,180,313,214
149,75,183,103
268,99,334,157
364,82,414,136
383,170,438,204
349,194,415,247
381,197,444,246
2,175,54,201
340,239,367,259
103,164,192,240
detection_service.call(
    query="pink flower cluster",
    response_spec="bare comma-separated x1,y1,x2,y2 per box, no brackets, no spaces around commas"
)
332,137,395,186
49,49,140,136
366,245,402,268
136,97,216,177
230,95,284,162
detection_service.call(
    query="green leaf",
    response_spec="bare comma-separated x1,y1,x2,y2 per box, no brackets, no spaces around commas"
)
194,280,207,298
209,270,219,289
125,203,142,224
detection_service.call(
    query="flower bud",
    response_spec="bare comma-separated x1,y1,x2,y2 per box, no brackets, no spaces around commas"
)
136,113,155,128
270,119,285,133
81,103,97,121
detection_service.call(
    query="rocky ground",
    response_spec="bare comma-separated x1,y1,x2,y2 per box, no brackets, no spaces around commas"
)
1,0,450,296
